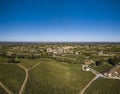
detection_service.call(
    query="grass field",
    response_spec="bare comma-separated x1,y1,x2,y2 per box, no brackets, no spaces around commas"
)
0,57,7,64
0,64,25,94
24,59,94,94
0,86,8,94
19,58,40,68
85,78,120,94
92,63,113,73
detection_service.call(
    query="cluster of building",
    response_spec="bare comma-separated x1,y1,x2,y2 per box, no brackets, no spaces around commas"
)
46,46,75,55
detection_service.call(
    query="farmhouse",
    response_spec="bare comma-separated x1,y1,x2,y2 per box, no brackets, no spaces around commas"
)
82,65,91,71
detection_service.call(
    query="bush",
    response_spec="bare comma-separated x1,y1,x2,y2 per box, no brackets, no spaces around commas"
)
108,57,120,66
95,60,103,66
8,58,20,63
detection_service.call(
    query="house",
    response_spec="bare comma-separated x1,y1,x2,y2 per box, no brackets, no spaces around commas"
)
46,48,53,53
82,65,91,71
98,51,103,56
84,59,95,65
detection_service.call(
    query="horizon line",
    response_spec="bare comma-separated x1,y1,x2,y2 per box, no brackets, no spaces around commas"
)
0,41,120,43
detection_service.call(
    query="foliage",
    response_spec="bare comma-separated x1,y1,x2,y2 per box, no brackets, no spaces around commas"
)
108,56,120,66
95,60,103,66
7,58,20,63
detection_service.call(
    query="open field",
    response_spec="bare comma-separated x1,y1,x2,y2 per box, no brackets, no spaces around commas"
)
85,78,120,94
24,59,95,94
0,64,25,94
0,57,7,64
19,58,40,68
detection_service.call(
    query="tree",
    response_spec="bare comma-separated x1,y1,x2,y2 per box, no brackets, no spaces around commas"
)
107,57,120,66
8,58,20,63
95,60,103,66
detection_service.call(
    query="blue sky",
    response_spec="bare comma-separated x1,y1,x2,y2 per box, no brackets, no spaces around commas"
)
0,0,120,42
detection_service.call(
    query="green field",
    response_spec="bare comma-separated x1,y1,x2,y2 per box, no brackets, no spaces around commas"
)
19,58,40,68
92,63,113,73
0,86,8,94
85,78,120,94
0,57,7,64
24,59,94,94
0,64,25,94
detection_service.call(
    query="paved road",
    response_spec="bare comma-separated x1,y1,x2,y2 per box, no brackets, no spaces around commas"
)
90,68,105,77
0,82,13,94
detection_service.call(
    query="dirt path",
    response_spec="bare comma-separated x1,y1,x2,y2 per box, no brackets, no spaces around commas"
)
80,65,120,94
18,62,41,94
80,76,98,94
0,82,13,94
28,62,41,71
17,64,26,70
18,68,28,94
111,65,120,73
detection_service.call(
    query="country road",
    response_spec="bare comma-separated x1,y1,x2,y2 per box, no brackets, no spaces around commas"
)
18,62,41,94
18,64,28,94
28,62,41,71
80,65,120,94
80,75,98,94
18,69,28,94
110,65,120,74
